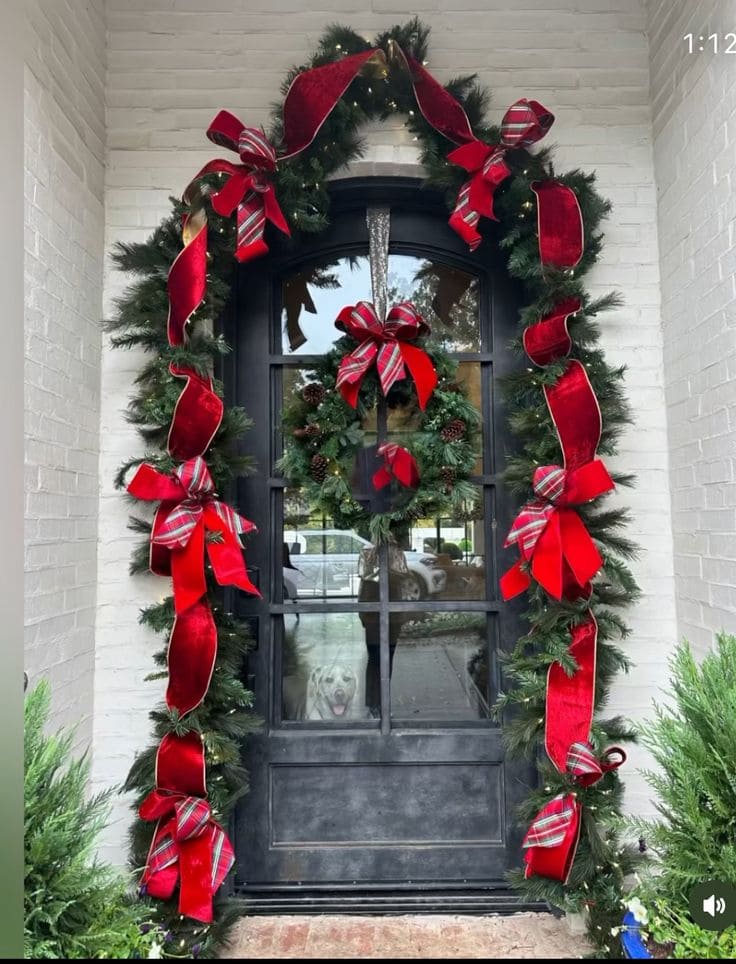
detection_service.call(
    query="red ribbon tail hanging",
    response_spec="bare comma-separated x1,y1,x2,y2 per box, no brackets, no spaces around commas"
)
500,560,531,600
262,185,290,235
398,342,438,411
448,192,482,251
177,827,218,923
544,360,603,472
559,509,603,587
545,614,598,774
532,180,584,269
203,505,261,599
169,519,208,614
167,210,208,347
530,512,565,600
168,365,224,461
166,599,218,716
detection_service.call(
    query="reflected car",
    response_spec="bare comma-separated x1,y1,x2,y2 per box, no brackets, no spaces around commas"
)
283,529,446,600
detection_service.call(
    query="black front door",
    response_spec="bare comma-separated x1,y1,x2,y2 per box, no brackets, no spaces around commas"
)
226,178,533,901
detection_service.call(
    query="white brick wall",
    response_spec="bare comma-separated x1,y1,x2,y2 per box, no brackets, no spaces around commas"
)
94,0,679,864
647,0,736,656
24,0,106,748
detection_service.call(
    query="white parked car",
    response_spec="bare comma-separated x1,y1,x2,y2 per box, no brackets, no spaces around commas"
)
283,529,446,601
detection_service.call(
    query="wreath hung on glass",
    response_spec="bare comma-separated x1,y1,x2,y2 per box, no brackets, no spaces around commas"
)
279,296,481,543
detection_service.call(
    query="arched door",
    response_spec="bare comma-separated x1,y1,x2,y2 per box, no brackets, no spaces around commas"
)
225,178,534,909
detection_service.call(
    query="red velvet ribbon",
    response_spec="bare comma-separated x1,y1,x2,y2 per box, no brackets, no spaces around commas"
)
127,457,260,614
335,301,438,411
167,207,208,347
139,732,234,923
523,793,582,883
166,599,218,717
167,364,224,461
532,180,584,269
372,443,420,491
523,298,580,367
500,460,613,601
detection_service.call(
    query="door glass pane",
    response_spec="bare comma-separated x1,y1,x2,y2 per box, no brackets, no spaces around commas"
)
389,490,488,602
280,613,375,722
280,256,370,354
389,612,490,721
388,255,480,352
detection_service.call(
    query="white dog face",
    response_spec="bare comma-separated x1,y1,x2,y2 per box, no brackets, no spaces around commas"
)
305,663,358,720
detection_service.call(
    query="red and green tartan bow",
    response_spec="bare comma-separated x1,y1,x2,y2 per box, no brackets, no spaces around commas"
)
500,459,613,602
193,110,290,262
127,456,260,614
567,741,627,788
522,792,581,883
335,301,438,411
448,99,554,250
139,788,234,924
372,443,420,491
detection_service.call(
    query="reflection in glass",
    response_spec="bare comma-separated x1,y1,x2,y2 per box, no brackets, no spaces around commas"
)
390,612,490,721
281,613,372,722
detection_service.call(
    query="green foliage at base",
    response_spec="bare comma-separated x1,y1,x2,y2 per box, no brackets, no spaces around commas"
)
24,681,164,960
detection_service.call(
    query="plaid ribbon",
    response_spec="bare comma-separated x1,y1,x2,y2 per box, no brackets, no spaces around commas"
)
505,464,566,556
194,110,290,263
523,793,577,849
372,443,420,491
335,301,438,411
567,740,626,787
447,99,554,250
140,790,235,923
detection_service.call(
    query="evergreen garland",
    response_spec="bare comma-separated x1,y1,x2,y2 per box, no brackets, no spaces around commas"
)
108,17,639,958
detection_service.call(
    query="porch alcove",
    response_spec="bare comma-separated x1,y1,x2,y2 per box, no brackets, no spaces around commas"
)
223,175,537,911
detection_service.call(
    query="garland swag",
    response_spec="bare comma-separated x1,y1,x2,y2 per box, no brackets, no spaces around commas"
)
108,18,640,958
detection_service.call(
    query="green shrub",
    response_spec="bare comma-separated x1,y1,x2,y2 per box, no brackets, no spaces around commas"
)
24,681,164,959
624,633,736,956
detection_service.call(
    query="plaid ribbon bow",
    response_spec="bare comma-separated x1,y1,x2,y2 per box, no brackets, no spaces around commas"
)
567,741,627,788
127,456,260,614
522,792,581,883
500,459,613,602
447,99,554,250
196,110,290,262
335,301,438,411
140,789,234,924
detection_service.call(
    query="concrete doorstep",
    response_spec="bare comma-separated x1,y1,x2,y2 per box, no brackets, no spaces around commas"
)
220,912,590,959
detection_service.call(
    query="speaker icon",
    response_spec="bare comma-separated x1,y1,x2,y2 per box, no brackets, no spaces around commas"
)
703,894,727,918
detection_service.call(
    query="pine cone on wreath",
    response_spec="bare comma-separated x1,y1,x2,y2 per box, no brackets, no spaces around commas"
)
440,418,466,443
293,423,321,439
302,383,326,406
310,453,329,482
440,466,457,490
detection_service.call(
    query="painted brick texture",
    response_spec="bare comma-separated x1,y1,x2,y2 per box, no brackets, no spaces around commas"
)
647,0,736,656
24,0,106,749
95,0,679,864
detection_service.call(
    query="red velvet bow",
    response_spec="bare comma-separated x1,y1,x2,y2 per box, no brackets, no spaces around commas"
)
127,456,260,614
448,99,553,250
194,110,290,262
523,792,581,883
139,788,234,924
335,301,438,411
372,443,420,491
500,460,613,601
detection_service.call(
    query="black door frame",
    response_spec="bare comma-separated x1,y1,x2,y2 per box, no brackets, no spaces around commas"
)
221,177,539,913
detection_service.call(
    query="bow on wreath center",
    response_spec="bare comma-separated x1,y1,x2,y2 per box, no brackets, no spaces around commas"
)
198,110,290,262
448,99,553,250
335,301,438,411
140,789,234,924
127,456,260,614
501,460,614,602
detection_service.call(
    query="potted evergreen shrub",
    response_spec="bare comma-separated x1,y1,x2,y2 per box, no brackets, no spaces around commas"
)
616,633,736,959
24,681,166,959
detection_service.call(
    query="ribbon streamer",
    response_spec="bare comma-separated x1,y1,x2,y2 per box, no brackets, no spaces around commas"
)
127,457,260,614
166,599,218,717
523,793,581,883
532,180,584,269
167,364,224,461
372,443,420,491
139,732,234,923
523,298,580,367
335,301,438,411
166,201,208,348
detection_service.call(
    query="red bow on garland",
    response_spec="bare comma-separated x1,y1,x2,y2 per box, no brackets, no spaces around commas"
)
139,789,234,924
372,442,420,491
523,792,581,883
566,740,626,788
446,100,554,250
127,456,260,614
335,301,438,411
501,460,613,602
195,111,290,263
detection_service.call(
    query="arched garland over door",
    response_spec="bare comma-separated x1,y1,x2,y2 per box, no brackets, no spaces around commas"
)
109,18,639,959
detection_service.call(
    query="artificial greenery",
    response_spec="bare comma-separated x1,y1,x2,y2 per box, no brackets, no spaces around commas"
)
108,17,640,957
24,681,167,959
279,335,481,543
623,633,736,957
